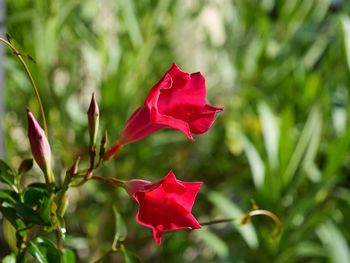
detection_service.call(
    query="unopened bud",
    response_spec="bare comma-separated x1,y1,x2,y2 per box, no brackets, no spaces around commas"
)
99,131,108,161
27,109,54,184
87,93,99,148
18,159,33,175
67,157,80,176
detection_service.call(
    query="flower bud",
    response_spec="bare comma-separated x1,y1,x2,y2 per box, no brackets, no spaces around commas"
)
87,93,99,148
99,131,108,161
18,158,33,175
27,109,54,183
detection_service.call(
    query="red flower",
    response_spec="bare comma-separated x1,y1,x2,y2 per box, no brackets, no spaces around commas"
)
126,171,203,244
105,63,223,159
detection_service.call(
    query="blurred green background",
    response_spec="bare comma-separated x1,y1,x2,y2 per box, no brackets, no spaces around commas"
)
1,0,350,262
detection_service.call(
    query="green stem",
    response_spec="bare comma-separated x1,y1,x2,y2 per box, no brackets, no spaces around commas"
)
0,37,48,136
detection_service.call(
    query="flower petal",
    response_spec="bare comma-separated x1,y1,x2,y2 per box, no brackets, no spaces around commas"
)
157,70,207,115
145,73,173,106
188,104,223,134
129,171,203,244
119,105,165,144
150,107,194,141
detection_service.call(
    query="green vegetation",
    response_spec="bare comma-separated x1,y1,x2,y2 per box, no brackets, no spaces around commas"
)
1,0,350,262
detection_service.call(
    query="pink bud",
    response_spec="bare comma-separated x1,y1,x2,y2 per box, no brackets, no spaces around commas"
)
27,109,53,183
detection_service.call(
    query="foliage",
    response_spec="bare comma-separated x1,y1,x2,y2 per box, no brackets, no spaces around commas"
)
1,0,350,262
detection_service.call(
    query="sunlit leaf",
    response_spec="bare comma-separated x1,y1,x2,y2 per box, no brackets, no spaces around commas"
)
0,190,17,204
317,221,350,263
242,136,265,189
28,241,49,263
28,238,61,263
1,254,16,263
194,229,229,258
258,102,279,169
62,249,77,263
206,191,258,249
119,0,143,48
341,15,350,72
2,218,17,252
282,106,321,187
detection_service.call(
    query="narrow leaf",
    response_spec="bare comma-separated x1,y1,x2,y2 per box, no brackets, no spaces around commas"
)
258,102,279,169
206,191,258,248
0,160,16,188
317,221,350,263
121,245,141,263
242,136,265,189
112,206,127,245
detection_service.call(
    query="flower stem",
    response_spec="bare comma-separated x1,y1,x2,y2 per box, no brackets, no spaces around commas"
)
91,175,126,187
0,37,48,136
199,217,237,226
199,209,282,238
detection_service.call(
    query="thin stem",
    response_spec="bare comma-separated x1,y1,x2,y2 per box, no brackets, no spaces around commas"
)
91,175,126,187
199,209,281,238
55,228,63,253
0,37,48,135
199,217,237,226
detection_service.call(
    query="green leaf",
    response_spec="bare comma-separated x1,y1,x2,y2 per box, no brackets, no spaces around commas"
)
282,106,321,187
120,245,142,263
258,102,279,169
301,110,322,183
1,254,16,263
194,229,229,258
24,187,49,207
28,238,61,263
277,241,327,262
0,206,25,229
340,15,350,73
15,203,49,225
0,160,17,188
242,136,265,189
2,218,17,252
323,131,350,181
0,190,17,204
317,221,350,263
112,206,127,245
119,0,143,48
22,187,51,225
62,249,76,263
37,194,52,225
206,191,258,249
29,241,49,263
